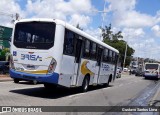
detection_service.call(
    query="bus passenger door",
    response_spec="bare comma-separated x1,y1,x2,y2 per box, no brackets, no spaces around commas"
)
96,47,103,84
71,37,83,86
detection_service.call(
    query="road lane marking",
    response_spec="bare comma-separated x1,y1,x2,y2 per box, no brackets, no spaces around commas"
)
0,111,8,114
68,93,86,98
67,87,113,98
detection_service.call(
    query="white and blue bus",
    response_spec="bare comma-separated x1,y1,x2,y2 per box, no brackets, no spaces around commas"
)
10,18,119,92
143,63,160,79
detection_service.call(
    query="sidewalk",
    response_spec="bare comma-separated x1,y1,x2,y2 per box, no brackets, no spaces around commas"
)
149,86,160,106
0,74,12,82
121,72,131,76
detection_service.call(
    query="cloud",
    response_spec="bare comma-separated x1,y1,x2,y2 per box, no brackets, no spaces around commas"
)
69,14,91,28
122,28,145,40
106,0,159,28
0,0,95,29
106,0,136,12
104,0,160,59
114,11,155,28
0,0,25,27
131,38,156,58
25,0,94,28
85,27,101,40
151,25,160,37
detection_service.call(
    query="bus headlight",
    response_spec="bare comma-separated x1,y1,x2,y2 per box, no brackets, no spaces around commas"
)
10,55,15,69
48,58,57,74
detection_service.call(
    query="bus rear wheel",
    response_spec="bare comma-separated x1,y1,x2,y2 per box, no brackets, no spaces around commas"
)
44,83,57,89
82,77,89,92
104,76,112,87
14,79,19,83
104,79,109,87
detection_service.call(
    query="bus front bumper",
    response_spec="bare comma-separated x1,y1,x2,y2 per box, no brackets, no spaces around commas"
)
143,74,159,79
10,69,59,84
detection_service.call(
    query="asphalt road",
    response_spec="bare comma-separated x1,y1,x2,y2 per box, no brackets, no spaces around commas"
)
0,75,160,115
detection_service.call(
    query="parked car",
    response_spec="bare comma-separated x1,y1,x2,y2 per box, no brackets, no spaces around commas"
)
130,67,137,74
116,68,121,78
135,68,143,76
0,61,9,74
123,68,128,72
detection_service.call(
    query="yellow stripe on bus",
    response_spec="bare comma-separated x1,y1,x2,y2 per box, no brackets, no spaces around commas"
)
17,70,48,74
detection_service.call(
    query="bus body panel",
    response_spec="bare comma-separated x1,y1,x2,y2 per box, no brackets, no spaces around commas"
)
10,69,59,84
76,59,96,86
98,63,114,84
10,23,65,85
59,55,75,87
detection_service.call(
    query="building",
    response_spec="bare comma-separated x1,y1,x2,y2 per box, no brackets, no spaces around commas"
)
0,25,12,61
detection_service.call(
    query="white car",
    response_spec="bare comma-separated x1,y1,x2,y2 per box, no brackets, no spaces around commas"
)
116,68,121,78
123,68,128,72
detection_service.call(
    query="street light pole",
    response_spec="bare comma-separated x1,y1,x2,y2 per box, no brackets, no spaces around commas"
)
92,0,107,41
101,0,107,29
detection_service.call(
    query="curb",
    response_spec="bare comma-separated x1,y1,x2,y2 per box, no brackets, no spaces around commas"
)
0,78,13,82
0,74,13,82
0,75,13,82
148,87,160,106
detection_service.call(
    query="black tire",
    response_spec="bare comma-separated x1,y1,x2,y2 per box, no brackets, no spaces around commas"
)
44,83,57,89
104,77,110,87
14,79,19,83
82,77,89,92
107,78,110,86
32,80,37,85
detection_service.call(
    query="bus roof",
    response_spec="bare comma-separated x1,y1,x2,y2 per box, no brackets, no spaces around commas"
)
15,18,119,53
145,63,159,65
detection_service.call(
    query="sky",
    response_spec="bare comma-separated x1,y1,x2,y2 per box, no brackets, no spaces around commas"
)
0,0,160,60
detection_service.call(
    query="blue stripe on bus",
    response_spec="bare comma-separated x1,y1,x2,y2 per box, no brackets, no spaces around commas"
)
10,69,59,84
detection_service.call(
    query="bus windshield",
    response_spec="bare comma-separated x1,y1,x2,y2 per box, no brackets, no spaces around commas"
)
145,64,159,70
14,22,56,49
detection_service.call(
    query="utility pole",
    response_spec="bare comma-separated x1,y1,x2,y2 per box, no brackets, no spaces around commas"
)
102,0,107,29
15,13,19,20
123,42,127,69
0,12,19,23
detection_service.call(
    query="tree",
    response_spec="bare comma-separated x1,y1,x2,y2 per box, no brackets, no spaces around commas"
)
100,24,123,42
100,24,135,67
0,48,10,61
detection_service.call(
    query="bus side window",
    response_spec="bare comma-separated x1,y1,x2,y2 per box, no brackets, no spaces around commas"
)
74,35,82,63
103,49,108,62
112,52,115,64
83,39,90,59
63,30,75,56
109,50,113,63
90,42,97,60
96,46,103,66
115,53,119,64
